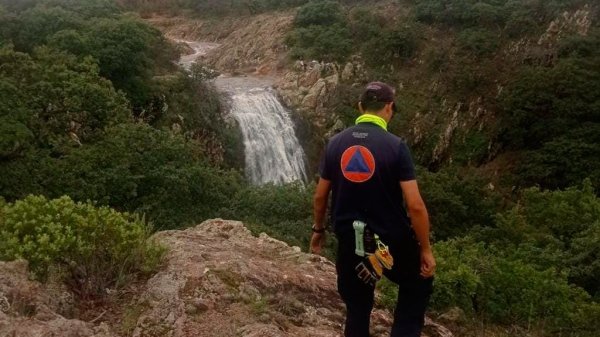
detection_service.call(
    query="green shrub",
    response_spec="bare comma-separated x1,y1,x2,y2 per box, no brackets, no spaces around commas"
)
487,181,600,296
223,183,337,259
294,0,344,28
43,123,243,230
287,22,353,62
0,195,164,297
418,167,500,240
224,183,313,246
361,21,422,68
432,237,598,332
287,0,352,62
0,46,130,155
457,28,499,56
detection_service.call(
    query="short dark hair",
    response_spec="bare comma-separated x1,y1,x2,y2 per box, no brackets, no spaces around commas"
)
360,99,388,113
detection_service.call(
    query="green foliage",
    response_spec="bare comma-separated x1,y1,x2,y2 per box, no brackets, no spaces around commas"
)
0,46,129,155
41,123,243,230
361,20,422,68
287,24,352,62
485,181,600,297
13,5,83,51
457,28,499,56
418,167,500,240
432,237,598,333
294,0,343,27
162,0,310,16
43,0,119,18
224,183,312,245
223,182,337,259
518,125,600,191
49,16,174,107
413,0,581,32
286,0,352,62
150,72,244,168
0,195,164,297
499,33,600,189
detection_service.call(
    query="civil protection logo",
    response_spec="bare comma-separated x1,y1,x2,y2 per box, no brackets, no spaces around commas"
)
340,145,375,183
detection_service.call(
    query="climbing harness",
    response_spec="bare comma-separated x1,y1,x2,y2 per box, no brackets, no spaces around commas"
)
353,220,394,286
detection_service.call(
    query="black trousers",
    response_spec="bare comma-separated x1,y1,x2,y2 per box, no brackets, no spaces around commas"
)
336,229,433,337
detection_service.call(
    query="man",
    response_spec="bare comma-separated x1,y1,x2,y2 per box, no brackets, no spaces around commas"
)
310,82,435,337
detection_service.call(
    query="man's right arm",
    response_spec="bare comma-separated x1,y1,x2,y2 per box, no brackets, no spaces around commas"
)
311,178,331,255
400,180,436,278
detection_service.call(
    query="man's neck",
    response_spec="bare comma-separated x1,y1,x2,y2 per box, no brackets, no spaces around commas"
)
355,113,388,131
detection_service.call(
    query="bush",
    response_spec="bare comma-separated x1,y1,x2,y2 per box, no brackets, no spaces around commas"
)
418,167,500,240
432,237,598,333
49,15,174,108
294,0,344,27
0,46,130,155
287,0,353,62
223,183,337,259
0,195,164,298
457,28,499,56
361,21,422,68
225,183,312,245
43,123,244,230
287,22,353,62
487,181,600,296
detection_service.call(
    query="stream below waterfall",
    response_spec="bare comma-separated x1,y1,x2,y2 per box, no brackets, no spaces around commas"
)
177,40,307,185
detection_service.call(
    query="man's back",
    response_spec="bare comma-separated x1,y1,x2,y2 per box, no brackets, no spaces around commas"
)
320,122,415,238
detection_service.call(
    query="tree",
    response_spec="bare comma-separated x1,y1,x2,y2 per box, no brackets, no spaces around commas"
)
0,46,129,154
41,123,243,229
13,5,83,51
49,16,173,107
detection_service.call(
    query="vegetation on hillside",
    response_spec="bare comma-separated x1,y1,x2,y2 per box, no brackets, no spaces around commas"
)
0,1,598,336
0,195,164,298
285,0,599,192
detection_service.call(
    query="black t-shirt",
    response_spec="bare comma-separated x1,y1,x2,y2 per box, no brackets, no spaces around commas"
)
319,122,416,238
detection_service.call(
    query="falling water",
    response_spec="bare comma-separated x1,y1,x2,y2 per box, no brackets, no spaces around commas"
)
227,87,308,185
174,39,307,184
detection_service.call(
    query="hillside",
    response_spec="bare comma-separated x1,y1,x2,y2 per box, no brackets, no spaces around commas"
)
1,1,599,337
144,0,599,191
0,219,453,337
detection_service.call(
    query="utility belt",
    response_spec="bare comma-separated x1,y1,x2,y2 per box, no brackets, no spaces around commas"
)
353,220,394,286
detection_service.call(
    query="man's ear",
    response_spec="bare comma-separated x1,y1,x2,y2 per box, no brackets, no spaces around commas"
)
358,101,364,113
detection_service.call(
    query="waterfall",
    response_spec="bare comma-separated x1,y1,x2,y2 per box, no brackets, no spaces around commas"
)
228,88,307,185
173,39,307,185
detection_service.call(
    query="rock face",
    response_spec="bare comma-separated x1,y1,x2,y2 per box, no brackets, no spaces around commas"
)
0,260,112,337
133,219,354,337
147,13,294,75
0,220,453,337
275,59,366,130
203,14,293,74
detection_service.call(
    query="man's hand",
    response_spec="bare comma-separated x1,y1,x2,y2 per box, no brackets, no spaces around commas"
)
310,232,326,255
420,248,436,278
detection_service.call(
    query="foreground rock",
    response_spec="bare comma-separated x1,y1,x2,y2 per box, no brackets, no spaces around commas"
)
0,219,452,337
0,260,111,337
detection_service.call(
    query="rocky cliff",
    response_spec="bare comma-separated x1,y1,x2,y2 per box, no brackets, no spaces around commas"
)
0,220,452,337
148,12,294,75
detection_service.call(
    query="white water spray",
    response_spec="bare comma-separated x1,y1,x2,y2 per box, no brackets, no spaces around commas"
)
228,88,307,185
175,39,307,184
